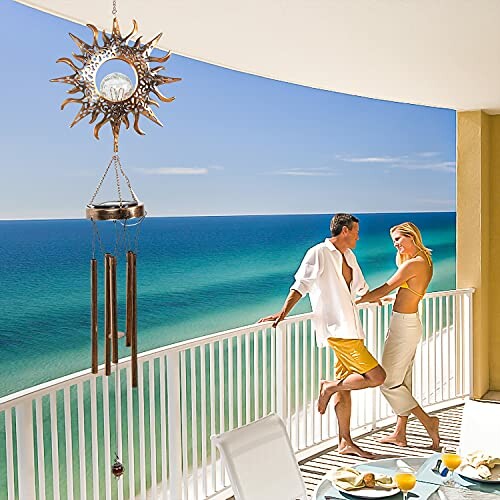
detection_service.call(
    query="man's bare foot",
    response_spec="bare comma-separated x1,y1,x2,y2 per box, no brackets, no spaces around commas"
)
378,434,408,447
317,379,337,414
338,441,376,459
428,416,440,450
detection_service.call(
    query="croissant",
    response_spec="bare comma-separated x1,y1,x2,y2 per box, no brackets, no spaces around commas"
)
363,472,376,488
477,465,492,479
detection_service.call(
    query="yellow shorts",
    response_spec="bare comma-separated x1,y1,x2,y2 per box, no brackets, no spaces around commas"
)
327,338,379,380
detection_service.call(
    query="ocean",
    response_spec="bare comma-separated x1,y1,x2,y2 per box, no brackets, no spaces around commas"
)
0,212,456,399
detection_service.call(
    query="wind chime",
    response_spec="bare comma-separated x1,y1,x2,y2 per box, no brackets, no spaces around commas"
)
52,0,180,479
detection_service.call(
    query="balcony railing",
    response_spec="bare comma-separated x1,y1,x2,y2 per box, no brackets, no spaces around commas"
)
0,288,473,500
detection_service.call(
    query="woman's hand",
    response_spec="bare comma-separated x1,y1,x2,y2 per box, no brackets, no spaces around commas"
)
357,292,389,306
381,295,396,304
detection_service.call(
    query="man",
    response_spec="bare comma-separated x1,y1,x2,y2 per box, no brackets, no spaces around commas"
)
259,213,386,458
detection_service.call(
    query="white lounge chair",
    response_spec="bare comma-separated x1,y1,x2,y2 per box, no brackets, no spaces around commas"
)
459,399,500,455
211,413,308,500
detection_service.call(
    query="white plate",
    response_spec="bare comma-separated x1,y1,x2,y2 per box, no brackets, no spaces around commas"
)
335,486,400,498
458,464,500,484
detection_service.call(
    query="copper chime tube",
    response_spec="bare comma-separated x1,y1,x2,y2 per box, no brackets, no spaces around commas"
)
110,255,118,364
91,259,98,374
128,251,138,388
126,252,133,348
104,254,112,376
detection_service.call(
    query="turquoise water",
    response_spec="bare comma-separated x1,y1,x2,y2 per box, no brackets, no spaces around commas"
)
0,212,455,398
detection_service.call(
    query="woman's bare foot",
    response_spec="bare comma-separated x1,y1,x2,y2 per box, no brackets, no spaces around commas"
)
317,379,337,414
378,434,408,447
338,440,376,459
427,416,440,450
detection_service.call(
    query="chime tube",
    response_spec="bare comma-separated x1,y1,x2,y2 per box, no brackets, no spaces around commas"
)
104,254,112,376
126,252,133,348
91,259,98,374
110,255,118,364
129,252,138,388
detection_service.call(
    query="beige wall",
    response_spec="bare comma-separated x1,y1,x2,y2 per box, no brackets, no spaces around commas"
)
457,111,500,397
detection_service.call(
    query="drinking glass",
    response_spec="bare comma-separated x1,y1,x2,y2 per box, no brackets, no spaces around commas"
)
394,471,417,500
442,445,463,489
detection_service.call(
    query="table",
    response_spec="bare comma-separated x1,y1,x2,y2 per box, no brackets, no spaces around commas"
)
312,456,500,500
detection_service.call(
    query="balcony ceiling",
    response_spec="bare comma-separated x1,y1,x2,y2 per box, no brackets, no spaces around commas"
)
17,0,500,113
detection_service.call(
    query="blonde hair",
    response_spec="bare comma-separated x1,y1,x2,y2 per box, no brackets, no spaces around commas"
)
390,222,432,267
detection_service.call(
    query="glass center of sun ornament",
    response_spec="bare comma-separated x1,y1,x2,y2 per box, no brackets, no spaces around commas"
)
99,72,134,102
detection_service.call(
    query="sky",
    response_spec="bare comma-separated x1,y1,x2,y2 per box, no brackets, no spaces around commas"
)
0,1,456,220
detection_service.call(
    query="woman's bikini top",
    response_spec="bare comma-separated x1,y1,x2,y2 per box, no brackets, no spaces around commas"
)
399,251,432,299
399,281,425,298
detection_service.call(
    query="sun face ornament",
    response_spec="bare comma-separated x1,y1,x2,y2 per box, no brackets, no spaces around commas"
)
51,16,180,391
51,17,181,152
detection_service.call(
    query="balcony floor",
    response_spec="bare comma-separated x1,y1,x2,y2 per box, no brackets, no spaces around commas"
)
299,403,463,498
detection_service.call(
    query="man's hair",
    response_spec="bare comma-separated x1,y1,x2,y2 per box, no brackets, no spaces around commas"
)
330,213,359,236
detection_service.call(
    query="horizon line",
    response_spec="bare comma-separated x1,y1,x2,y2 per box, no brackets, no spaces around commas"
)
0,209,456,222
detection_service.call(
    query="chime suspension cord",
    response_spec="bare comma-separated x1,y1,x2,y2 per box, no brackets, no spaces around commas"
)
113,220,120,257
91,219,105,259
116,155,139,202
89,156,115,206
113,155,123,208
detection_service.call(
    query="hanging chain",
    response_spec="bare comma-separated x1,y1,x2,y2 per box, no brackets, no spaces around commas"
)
89,154,138,208
134,216,144,254
89,157,115,205
113,155,123,206
116,216,129,254
112,0,117,17
123,218,130,251
91,220,96,259
113,220,119,255
91,219,106,258
116,156,139,202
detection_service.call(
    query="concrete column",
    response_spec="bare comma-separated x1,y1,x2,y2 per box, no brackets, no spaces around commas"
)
489,117,500,391
457,110,500,397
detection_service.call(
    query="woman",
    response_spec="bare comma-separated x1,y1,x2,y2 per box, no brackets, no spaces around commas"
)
357,222,440,450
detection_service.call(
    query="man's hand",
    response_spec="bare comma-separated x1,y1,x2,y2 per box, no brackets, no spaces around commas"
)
258,290,301,328
258,311,286,328
355,294,367,305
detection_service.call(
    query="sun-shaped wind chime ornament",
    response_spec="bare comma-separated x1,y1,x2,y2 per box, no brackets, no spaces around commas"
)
52,2,179,392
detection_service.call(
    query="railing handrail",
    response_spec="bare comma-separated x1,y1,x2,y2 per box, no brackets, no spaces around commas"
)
0,287,474,409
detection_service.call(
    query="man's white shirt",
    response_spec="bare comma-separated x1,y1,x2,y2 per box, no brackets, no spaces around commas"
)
291,238,369,347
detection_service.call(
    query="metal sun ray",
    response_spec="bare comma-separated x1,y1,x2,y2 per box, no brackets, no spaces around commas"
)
51,18,181,149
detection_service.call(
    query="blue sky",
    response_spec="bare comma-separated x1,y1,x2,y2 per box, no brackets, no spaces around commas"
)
1,1,456,219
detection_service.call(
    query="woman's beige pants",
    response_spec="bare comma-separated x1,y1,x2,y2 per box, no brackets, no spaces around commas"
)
381,311,422,416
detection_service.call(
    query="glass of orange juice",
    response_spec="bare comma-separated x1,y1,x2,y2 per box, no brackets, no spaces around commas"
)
442,445,462,488
394,471,417,500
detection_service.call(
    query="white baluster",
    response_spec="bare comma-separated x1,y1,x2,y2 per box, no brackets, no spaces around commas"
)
5,408,15,500
464,291,473,395
16,400,36,500
275,323,288,423
167,351,183,500
63,387,74,499
366,305,378,430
